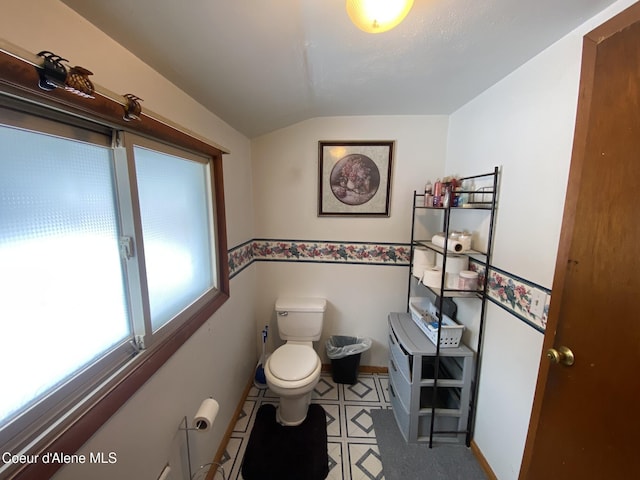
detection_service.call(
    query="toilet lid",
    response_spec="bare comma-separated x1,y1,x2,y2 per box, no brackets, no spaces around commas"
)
269,344,318,381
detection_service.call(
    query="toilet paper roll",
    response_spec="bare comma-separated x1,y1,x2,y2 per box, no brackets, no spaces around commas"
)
435,254,469,274
421,266,443,288
193,398,219,431
446,272,460,289
412,247,435,267
432,234,464,253
412,263,429,279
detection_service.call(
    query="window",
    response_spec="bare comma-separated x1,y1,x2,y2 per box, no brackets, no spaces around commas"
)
126,136,218,334
0,111,132,438
0,55,228,480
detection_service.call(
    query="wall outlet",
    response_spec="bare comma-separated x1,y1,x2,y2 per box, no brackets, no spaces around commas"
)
530,288,547,318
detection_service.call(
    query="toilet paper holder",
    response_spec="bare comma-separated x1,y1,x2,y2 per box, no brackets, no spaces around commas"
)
179,397,219,479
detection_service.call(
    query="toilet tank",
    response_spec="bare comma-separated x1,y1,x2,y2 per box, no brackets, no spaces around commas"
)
275,297,327,341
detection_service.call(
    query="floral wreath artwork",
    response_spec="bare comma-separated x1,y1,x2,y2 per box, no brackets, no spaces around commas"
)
318,141,394,216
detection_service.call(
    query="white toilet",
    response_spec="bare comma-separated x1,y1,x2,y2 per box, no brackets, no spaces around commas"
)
264,297,327,426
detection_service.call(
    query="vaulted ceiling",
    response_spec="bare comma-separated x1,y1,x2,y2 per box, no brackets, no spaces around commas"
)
61,0,617,138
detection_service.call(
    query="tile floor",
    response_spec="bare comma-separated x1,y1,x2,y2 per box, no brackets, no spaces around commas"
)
216,372,390,480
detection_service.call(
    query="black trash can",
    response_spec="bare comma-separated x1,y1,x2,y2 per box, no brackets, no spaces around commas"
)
326,336,372,385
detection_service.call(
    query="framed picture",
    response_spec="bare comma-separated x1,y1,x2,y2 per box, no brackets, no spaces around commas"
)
318,140,394,216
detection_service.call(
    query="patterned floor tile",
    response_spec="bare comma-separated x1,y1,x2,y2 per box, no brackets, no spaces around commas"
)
345,405,381,439
378,377,390,404
220,373,390,480
349,443,384,480
322,403,342,437
246,385,263,398
314,375,340,400
232,400,256,433
343,376,381,403
218,436,245,480
327,441,344,480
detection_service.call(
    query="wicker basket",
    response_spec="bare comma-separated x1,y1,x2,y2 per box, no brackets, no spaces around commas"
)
409,297,464,348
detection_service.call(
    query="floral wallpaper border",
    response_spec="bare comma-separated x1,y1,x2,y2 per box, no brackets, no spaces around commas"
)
469,260,550,333
228,239,411,278
228,239,256,278
227,240,550,333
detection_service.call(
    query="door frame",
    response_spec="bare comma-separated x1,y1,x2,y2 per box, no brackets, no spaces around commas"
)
518,2,640,477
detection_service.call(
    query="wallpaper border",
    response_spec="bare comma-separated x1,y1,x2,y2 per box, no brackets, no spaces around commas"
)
228,239,550,333
468,260,550,333
228,238,411,278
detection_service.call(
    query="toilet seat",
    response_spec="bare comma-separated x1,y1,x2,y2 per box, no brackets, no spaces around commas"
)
268,344,318,381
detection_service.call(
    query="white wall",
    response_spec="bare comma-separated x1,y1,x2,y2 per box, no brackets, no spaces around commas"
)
446,1,637,478
2,1,257,479
252,116,448,242
251,115,448,365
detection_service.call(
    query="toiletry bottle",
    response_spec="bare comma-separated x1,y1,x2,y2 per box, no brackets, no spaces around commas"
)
442,177,453,208
450,178,459,207
424,181,433,207
453,186,462,207
433,178,442,207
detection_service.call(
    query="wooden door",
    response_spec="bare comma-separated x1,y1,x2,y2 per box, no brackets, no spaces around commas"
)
520,3,640,479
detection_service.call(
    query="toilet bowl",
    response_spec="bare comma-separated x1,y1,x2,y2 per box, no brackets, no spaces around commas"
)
264,342,322,426
264,297,326,426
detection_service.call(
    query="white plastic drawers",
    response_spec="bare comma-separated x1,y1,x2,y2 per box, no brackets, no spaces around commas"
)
387,312,474,444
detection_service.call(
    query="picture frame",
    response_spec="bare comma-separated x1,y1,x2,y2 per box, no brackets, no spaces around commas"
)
318,140,394,216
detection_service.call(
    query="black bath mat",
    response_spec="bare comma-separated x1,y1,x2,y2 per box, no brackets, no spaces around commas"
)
241,403,329,480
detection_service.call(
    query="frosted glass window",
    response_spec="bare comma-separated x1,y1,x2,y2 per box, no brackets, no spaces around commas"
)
0,125,130,424
134,146,215,331
0,83,227,477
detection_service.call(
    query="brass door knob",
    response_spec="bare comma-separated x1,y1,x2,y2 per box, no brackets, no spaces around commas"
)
546,346,575,366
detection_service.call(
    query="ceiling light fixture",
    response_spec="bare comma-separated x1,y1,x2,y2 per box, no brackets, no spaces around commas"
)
346,0,414,34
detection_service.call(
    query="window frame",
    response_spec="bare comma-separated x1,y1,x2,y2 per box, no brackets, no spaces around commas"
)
116,131,222,347
0,50,229,480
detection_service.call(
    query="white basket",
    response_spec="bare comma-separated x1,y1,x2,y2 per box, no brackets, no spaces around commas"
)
409,297,464,348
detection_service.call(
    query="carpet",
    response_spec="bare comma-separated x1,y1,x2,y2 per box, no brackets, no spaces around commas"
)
371,409,487,480
241,403,329,480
